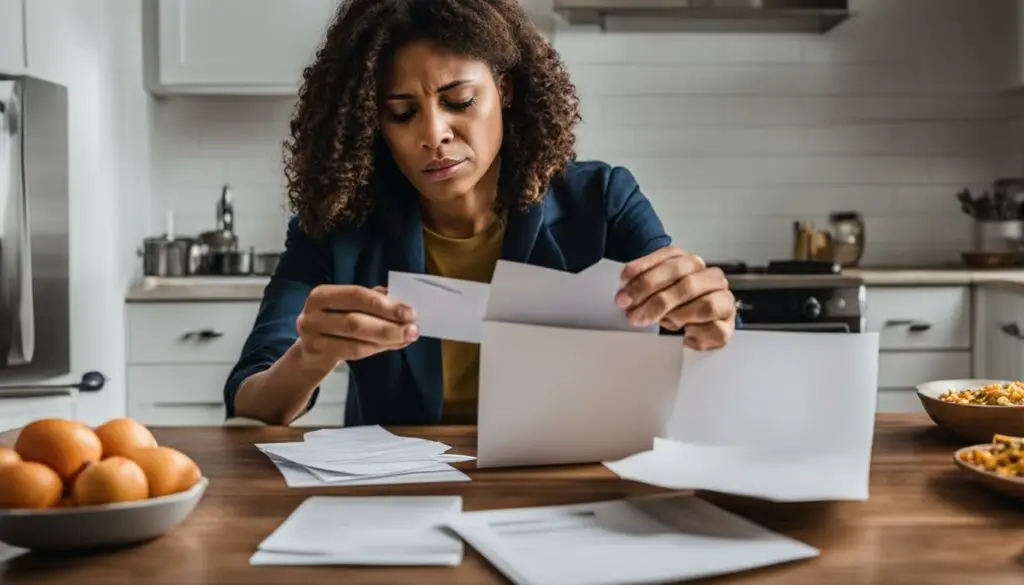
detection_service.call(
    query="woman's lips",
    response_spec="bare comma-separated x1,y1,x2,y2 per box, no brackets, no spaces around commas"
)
422,159,466,181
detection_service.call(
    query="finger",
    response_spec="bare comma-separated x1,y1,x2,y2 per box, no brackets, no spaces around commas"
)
373,285,388,295
626,268,729,327
659,289,736,331
616,254,706,310
620,246,688,282
683,320,733,351
308,285,415,323
320,311,419,346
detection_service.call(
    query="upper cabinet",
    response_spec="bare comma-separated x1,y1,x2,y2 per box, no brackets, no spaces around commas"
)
145,0,336,95
144,0,554,96
0,0,26,75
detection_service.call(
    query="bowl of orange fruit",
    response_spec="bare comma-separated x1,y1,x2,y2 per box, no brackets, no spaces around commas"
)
0,417,207,551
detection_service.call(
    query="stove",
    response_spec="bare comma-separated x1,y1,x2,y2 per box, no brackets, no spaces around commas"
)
709,259,866,333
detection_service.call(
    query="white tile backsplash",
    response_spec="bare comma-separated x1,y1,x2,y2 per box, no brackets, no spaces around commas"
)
149,0,1024,266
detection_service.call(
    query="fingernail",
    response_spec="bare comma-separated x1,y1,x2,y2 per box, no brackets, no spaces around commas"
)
406,324,420,340
630,314,648,327
400,306,415,321
615,291,632,308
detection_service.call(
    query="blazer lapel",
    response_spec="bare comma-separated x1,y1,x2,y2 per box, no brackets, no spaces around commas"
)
501,188,567,270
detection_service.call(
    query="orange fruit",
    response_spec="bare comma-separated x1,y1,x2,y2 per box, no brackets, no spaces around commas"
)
129,447,200,497
0,448,21,467
71,456,148,506
14,419,102,483
0,461,63,509
94,418,157,459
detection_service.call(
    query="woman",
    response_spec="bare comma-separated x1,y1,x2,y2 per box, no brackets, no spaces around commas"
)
225,0,737,427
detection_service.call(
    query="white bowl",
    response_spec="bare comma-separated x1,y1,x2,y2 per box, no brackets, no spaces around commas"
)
0,477,208,551
916,379,1024,443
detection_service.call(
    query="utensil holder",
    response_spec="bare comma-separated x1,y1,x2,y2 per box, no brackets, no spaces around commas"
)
974,220,1024,253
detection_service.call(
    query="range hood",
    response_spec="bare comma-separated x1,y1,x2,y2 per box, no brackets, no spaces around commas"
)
552,0,852,33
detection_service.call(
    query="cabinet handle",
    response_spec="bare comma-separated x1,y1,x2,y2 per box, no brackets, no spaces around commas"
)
1001,323,1024,340
883,319,932,333
180,329,224,341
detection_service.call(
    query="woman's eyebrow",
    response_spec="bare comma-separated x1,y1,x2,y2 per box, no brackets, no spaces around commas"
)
385,79,474,101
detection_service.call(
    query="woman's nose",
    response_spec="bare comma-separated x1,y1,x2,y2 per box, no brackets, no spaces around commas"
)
419,109,454,149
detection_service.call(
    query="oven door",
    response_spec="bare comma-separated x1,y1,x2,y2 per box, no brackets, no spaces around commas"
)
740,322,854,333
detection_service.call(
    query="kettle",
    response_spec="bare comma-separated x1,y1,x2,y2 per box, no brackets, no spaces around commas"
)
828,211,865,267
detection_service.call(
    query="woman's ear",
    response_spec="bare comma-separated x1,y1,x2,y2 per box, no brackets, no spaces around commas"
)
499,72,513,108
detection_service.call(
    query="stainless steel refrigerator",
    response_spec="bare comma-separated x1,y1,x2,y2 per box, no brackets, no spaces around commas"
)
0,74,70,386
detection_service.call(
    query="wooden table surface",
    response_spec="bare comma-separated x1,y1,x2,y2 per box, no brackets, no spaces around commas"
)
2,414,1024,584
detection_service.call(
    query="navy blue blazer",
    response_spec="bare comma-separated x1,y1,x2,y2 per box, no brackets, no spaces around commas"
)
224,160,709,426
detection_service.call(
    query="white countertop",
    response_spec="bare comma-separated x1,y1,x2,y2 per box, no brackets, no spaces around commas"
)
124,267,1024,302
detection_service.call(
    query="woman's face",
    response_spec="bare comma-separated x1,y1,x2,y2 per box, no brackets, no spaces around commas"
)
379,41,509,207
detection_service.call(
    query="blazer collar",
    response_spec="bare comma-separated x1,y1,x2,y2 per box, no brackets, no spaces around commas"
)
384,185,567,422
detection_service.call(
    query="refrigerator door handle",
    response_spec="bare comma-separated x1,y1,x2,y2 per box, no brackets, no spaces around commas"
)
0,85,33,367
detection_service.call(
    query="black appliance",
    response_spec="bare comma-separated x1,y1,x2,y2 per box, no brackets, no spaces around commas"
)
710,259,865,334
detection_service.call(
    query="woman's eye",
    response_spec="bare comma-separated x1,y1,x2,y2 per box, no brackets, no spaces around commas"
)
388,110,415,123
447,97,476,111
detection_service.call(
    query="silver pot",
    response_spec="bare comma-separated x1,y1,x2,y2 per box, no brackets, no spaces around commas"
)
208,250,252,275
140,236,198,277
252,252,281,276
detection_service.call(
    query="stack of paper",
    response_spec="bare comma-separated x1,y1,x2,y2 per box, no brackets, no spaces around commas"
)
251,496,464,566
448,493,818,585
255,425,475,488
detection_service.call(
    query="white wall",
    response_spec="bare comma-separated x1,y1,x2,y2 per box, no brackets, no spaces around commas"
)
23,0,137,424
148,0,1022,268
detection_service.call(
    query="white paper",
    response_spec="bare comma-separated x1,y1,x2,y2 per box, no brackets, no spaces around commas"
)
477,321,683,468
486,258,658,333
0,542,27,564
265,454,471,488
448,493,818,585
387,272,490,343
256,425,473,488
252,496,464,566
604,329,879,502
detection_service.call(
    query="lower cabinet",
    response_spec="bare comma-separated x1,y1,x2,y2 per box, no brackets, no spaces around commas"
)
125,301,346,427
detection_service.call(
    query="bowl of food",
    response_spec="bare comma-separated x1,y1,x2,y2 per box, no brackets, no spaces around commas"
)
916,379,1024,442
0,417,207,551
954,434,1024,501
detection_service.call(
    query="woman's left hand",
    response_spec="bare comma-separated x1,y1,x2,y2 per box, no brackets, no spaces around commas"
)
616,246,737,350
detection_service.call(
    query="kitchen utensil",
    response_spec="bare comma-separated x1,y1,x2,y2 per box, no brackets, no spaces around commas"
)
827,211,864,267
197,184,238,254
252,251,282,276
953,444,1024,502
209,248,252,275
974,219,1023,254
139,212,195,277
916,378,1024,443
0,477,208,551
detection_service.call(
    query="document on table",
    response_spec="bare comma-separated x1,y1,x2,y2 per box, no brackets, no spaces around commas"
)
251,496,464,566
604,329,880,502
255,425,474,488
448,493,818,585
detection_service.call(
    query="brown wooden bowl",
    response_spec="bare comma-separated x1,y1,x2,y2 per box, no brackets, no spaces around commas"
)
916,379,1024,443
953,444,1024,501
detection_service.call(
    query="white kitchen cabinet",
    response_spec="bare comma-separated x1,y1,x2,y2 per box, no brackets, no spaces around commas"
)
0,394,75,433
866,286,974,413
974,287,1024,381
125,300,347,427
0,0,26,74
146,0,335,95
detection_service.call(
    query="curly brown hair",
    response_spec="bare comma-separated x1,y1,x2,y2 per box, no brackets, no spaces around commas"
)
283,0,582,237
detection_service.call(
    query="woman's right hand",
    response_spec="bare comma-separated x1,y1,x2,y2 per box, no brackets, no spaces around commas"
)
295,284,419,369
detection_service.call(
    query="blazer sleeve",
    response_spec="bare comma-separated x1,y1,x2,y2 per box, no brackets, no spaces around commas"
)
602,165,743,331
222,217,332,417
603,165,672,262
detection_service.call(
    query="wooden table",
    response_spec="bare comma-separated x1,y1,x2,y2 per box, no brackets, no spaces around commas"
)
2,414,1024,584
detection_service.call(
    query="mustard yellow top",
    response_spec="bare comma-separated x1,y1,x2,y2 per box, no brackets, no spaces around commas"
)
422,218,505,423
